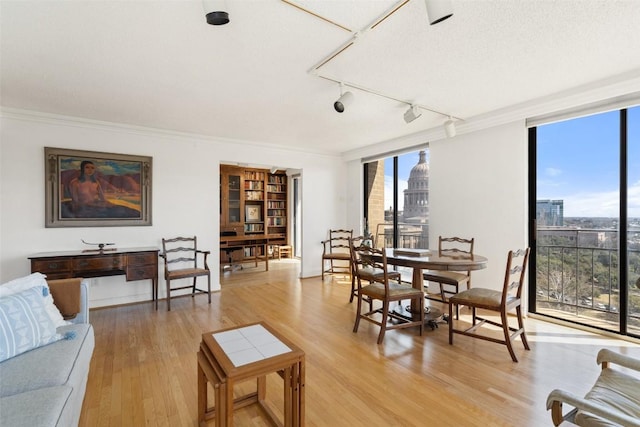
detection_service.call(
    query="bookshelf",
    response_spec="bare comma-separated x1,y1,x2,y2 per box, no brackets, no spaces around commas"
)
267,174,287,239
220,165,289,266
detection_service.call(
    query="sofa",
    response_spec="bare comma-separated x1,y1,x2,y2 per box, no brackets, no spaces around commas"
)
0,274,94,427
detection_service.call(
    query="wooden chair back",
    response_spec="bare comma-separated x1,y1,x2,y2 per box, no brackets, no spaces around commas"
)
438,236,474,258
161,236,206,272
501,248,530,306
352,243,389,290
325,229,353,254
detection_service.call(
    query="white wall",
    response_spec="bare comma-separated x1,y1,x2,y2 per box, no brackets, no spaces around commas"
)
346,120,529,299
429,121,528,294
0,113,347,307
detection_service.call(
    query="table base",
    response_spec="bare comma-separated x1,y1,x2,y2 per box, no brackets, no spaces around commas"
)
392,302,445,330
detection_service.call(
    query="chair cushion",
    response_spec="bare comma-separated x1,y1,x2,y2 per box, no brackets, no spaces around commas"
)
423,270,470,285
574,368,640,427
361,282,423,299
323,253,351,261
167,268,209,280
356,267,401,282
449,287,512,310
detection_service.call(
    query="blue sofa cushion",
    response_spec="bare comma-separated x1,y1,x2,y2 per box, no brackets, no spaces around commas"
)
0,323,93,397
0,385,72,427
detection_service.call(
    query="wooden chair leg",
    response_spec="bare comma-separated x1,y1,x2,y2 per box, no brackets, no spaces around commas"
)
377,301,389,344
349,275,356,303
501,310,518,362
418,295,425,336
166,279,171,311
192,277,197,296
448,302,454,345
516,306,530,350
353,291,363,333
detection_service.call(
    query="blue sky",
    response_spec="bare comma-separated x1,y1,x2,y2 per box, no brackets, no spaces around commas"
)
537,107,639,217
384,151,423,211
383,106,639,217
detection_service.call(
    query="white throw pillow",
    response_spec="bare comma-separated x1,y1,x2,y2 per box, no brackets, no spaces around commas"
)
0,286,63,362
0,273,67,328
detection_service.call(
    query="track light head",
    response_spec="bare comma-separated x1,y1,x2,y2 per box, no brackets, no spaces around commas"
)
425,0,453,25
444,118,456,137
403,105,422,124
204,1,229,25
334,84,354,113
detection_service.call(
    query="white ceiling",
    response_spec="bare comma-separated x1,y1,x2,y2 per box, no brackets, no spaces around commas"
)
2,0,640,156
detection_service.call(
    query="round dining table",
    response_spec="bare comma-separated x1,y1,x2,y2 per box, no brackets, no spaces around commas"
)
383,248,488,322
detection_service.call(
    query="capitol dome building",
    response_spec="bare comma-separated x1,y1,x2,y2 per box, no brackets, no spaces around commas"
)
403,150,429,222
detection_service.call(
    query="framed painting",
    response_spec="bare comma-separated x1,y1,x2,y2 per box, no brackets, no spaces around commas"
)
245,205,262,222
45,147,152,227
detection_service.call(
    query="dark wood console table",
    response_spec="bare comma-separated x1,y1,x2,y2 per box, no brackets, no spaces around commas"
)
29,247,160,309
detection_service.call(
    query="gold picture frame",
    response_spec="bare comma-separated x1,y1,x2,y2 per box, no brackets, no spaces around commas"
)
44,147,152,227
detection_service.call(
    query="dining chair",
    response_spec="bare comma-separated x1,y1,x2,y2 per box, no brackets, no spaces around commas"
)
159,236,211,311
423,236,474,318
448,248,530,362
321,229,353,280
348,236,401,304
352,243,424,344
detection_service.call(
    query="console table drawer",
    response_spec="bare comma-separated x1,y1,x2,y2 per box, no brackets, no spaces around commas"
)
127,252,157,266
126,264,157,281
73,256,124,271
31,259,72,274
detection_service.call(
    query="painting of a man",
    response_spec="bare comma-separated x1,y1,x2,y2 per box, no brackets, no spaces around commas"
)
60,158,142,219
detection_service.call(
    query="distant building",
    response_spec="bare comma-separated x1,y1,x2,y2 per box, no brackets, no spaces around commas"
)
537,199,564,226
403,150,429,222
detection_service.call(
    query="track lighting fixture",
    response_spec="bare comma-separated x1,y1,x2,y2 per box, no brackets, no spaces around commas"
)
403,105,422,124
334,83,354,113
425,0,453,25
204,0,229,25
444,117,456,138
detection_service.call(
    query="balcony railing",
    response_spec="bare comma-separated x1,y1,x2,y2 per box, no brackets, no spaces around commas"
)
374,222,429,249
535,227,640,333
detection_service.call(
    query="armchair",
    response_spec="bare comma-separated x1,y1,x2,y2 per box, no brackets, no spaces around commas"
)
321,229,352,280
160,236,211,311
546,348,640,427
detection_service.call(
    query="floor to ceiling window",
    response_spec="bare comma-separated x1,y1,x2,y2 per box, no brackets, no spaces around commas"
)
364,149,429,251
529,106,639,337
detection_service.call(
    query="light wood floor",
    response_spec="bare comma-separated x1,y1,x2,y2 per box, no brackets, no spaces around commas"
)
79,260,640,426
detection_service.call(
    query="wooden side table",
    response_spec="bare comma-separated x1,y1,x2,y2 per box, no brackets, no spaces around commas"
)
198,321,305,426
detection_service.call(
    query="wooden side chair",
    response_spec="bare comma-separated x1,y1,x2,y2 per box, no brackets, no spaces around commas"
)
448,248,530,362
321,229,353,280
160,236,211,311
348,236,401,304
423,236,474,318
352,243,424,344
